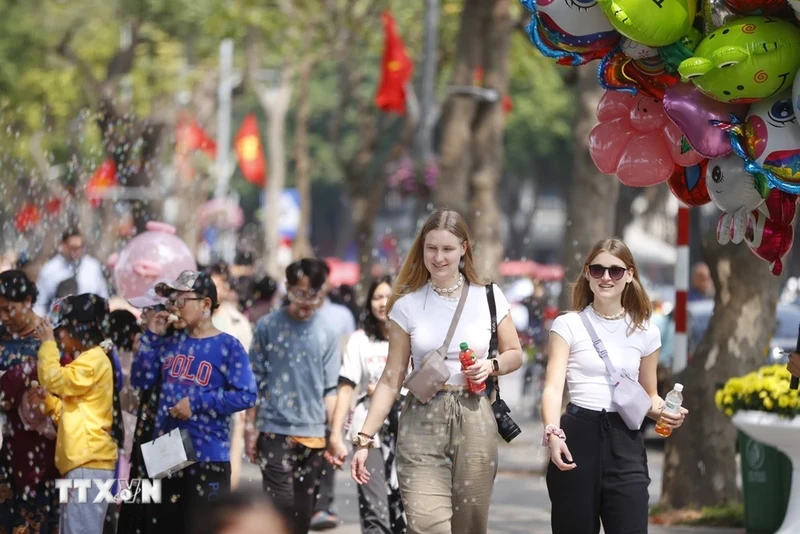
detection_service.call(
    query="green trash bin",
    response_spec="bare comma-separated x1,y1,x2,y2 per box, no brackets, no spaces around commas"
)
739,431,793,534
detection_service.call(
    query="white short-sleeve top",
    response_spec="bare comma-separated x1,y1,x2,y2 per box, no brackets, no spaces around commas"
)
550,307,661,411
388,283,510,386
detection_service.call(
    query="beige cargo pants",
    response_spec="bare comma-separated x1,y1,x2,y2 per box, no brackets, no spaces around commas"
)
396,390,498,534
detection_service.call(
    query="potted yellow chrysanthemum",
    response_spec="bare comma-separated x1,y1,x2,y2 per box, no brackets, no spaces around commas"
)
717,364,800,534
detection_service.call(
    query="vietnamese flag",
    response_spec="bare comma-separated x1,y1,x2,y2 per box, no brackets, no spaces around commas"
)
86,159,117,208
375,11,413,115
14,203,40,232
176,119,217,158
234,114,267,187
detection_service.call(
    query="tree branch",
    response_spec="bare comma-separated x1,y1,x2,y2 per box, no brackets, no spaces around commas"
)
56,28,105,107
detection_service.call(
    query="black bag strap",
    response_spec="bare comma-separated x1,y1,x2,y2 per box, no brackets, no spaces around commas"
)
486,283,501,400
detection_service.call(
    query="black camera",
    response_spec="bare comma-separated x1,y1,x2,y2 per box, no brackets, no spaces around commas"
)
492,398,521,443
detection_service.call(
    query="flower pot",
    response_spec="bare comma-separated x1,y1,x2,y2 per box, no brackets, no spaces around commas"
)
733,410,800,534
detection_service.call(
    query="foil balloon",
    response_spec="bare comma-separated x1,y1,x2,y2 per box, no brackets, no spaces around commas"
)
789,0,800,20
598,0,697,47
793,68,800,124
520,0,620,66
113,221,197,300
744,90,800,189
598,48,681,99
620,38,659,60
723,0,794,15
703,0,741,32
663,83,750,158
707,154,768,244
744,189,797,275
667,160,712,206
589,91,705,186
679,17,800,104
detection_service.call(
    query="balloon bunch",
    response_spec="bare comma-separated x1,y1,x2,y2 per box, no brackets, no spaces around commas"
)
521,0,800,275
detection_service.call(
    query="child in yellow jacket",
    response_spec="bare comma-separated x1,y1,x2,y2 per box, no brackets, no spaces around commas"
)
33,293,124,534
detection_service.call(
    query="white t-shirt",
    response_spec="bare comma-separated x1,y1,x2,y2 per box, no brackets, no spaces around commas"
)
550,307,661,412
340,329,391,445
388,283,510,386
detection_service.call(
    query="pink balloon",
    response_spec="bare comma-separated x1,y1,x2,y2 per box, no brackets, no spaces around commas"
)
113,222,197,300
629,97,667,133
663,83,750,159
596,91,637,122
589,119,637,174
617,133,674,186
663,122,706,167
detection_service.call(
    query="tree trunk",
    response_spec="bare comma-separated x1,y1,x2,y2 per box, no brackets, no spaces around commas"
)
292,55,315,261
661,232,783,508
467,0,510,281
258,71,293,279
558,64,619,311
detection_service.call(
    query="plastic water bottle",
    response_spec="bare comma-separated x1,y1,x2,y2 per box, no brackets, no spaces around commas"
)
655,383,684,437
459,342,486,394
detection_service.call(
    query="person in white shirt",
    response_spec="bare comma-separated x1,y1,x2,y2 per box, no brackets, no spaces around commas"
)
34,229,109,317
327,276,406,534
542,238,689,534
350,209,523,534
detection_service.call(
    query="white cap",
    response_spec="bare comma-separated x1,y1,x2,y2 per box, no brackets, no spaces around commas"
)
674,383,684,392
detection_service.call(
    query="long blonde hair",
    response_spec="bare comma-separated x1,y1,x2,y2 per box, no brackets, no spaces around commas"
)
571,238,652,332
388,209,484,313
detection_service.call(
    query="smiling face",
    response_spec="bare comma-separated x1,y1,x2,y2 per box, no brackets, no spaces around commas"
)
423,229,466,282
585,251,633,301
746,92,800,182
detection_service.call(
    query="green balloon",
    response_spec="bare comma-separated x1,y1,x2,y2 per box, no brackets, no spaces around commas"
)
678,16,800,104
598,0,697,47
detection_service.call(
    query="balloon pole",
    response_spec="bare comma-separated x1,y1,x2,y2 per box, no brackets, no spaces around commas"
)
673,205,690,374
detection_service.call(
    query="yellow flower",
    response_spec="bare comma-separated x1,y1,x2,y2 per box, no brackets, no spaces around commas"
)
779,396,790,409
764,398,774,410
725,408,733,416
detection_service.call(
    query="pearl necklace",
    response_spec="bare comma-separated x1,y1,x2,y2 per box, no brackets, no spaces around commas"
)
592,305,625,320
429,273,464,294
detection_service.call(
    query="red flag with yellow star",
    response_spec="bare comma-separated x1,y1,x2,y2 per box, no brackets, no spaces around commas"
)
86,159,117,208
234,114,267,187
375,11,413,115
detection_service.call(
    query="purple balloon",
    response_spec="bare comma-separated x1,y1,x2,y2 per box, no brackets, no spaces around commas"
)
663,83,750,159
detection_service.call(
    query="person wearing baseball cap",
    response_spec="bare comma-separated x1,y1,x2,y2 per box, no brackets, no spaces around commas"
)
130,270,257,530
33,293,124,534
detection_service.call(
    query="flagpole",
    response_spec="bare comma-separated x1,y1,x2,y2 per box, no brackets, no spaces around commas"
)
214,39,234,201
416,0,439,161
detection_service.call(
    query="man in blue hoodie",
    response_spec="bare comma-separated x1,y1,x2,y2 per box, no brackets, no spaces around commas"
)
246,259,340,534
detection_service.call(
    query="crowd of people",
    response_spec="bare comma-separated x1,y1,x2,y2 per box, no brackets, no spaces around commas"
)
0,210,694,534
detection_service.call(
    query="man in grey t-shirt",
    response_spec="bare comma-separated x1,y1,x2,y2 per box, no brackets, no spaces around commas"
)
247,259,339,534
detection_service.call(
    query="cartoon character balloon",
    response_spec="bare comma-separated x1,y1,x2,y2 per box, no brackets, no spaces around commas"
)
744,189,797,275
589,91,705,186
667,160,712,206
744,90,800,189
521,0,620,66
679,17,800,104
663,83,750,158
598,0,697,47
113,221,197,300
598,49,681,99
707,154,767,244
723,0,793,15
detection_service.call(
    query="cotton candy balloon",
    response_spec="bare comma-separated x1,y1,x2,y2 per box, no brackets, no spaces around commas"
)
113,221,197,300
598,0,697,47
707,154,767,244
588,91,705,186
521,0,620,66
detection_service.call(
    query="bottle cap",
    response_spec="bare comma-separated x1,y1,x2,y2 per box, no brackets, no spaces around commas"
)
674,383,683,392
459,342,468,351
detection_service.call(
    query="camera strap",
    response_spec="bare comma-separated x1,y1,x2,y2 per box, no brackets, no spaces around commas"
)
486,283,502,402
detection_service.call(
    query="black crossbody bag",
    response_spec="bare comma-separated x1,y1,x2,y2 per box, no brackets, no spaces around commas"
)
486,284,522,443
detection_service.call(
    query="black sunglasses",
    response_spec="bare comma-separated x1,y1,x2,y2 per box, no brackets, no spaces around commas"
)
588,264,627,281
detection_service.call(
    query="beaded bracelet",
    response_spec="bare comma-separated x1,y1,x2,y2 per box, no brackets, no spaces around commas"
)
541,424,566,446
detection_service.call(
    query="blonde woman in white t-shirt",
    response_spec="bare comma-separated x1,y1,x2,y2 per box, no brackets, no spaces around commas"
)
327,275,407,534
349,209,523,534
543,238,689,534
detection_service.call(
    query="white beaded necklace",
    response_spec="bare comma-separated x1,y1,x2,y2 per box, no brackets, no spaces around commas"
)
591,305,625,320
429,272,464,294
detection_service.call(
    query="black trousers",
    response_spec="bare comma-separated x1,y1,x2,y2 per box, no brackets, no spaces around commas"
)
546,403,650,534
314,460,336,514
144,461,231,533
257,433,325,534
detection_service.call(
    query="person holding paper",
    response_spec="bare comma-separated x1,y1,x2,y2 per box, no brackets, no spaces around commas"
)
130,270,257,531
32,293,124,534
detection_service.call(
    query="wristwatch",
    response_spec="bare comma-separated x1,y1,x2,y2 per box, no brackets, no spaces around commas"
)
491,359,500,374
351,432,376,448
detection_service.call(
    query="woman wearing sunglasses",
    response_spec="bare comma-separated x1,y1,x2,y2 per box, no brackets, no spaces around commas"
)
542,238,688,534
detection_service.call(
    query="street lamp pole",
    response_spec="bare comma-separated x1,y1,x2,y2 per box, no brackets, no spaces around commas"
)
416,0,439,162
214,39,234,201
